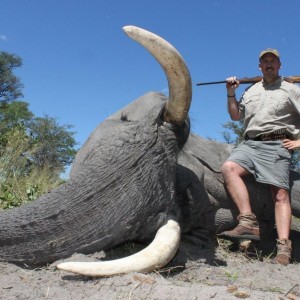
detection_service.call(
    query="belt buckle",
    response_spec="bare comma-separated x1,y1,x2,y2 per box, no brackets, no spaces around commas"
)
274,134,281,140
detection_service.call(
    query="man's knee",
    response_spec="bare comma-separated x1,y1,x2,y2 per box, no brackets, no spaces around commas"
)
221,161,248,179
221,161,238,176
221,161,230,175
271,187,290,204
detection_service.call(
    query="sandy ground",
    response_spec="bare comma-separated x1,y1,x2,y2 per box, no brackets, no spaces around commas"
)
1,225,299,300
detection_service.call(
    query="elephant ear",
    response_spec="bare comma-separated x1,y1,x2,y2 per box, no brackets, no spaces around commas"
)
184,134,233,172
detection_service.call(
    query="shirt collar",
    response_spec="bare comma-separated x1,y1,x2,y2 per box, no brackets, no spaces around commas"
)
262,76,283,88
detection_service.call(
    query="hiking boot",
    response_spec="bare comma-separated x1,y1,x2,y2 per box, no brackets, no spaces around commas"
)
217,213,260,241
273,239,292,266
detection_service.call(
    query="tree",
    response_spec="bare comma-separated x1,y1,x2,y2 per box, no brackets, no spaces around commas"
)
0,101,33,127
0,101,78,208
29,115,77,172
0,101,77,174
222,119,244,145
0,50,77,208
0,51,23,103
0,101,33,147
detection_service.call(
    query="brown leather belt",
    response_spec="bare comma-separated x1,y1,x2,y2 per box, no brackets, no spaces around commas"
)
245,132,291,141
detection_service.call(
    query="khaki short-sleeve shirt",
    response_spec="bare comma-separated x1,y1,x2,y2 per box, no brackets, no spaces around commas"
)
239,77,300,139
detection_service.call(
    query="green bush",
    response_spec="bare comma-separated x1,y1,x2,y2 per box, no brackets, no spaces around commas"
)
0,128,64,210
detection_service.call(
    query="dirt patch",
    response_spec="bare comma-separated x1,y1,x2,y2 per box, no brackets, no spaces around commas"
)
1,227,299,300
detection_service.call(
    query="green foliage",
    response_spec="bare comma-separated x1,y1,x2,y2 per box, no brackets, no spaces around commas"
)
0,101,33,129
0,172,64,210
0,184,20,209
0,101,77,174
0,51,23,103
29,115,77,172
0,127,65,209
0,50,78,209
221,120,245,145
0,101,76,209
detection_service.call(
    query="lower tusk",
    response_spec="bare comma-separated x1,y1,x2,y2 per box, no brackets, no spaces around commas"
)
57,219,181,277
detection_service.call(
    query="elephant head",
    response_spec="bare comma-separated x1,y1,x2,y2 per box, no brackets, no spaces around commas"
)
0,26,193,275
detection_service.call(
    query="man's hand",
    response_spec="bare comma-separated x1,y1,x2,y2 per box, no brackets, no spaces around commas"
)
282,139,300,150
226,76,240,94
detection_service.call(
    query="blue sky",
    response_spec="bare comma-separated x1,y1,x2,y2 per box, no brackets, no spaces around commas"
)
1,0,300,150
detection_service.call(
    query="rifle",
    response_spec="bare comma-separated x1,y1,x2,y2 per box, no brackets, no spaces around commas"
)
196,76,300,86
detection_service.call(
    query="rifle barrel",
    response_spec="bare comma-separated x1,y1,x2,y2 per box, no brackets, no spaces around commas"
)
196,76,300,86
196,80,227,86
196,79,260,86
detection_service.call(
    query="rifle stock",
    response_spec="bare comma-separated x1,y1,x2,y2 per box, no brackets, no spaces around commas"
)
196,76,300,86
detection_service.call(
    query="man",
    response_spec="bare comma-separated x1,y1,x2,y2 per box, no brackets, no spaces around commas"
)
219,48,300,265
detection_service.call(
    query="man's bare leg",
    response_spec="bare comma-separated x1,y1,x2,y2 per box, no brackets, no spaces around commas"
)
219,161,260,240
271,186,292,265
271,186,292,239
221,160,252,214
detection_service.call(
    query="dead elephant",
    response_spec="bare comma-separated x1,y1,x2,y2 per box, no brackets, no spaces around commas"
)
0,26,299,277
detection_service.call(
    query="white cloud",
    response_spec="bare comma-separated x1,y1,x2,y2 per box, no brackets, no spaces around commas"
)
0,35,7,41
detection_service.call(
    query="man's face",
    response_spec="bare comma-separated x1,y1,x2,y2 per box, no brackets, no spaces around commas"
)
259,53,281,77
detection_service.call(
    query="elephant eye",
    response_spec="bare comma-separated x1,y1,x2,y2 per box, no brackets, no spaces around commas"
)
120,113,129,121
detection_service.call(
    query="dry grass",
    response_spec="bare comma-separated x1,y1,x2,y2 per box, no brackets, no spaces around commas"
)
0,129,63,209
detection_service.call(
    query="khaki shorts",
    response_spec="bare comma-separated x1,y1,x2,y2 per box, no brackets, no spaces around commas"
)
226,140,292,190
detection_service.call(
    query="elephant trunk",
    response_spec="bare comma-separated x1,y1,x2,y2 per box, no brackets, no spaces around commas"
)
123,26,192,126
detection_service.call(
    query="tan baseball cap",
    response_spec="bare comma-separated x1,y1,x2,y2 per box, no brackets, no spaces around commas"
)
259,48,280,59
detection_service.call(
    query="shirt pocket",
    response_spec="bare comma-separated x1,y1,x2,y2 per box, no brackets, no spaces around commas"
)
276,145,291,160
244,94,261,116
269,94,290,116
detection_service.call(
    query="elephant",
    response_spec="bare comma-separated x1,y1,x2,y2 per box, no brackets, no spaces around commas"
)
0,26,300,277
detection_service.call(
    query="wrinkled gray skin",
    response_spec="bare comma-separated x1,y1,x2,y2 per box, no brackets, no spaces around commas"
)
0,92,184,264
0,27,300,265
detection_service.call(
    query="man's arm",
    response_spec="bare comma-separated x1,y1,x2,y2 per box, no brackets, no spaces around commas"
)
226,77,241,120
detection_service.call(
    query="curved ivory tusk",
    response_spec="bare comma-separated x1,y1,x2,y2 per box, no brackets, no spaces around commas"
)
123,25,192,126
57,219,181,277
